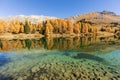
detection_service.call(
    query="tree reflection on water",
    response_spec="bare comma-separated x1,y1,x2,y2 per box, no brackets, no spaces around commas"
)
0,36,119,52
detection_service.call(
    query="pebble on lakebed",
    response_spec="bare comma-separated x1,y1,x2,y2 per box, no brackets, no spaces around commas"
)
12,61,120,80
0,51,120,80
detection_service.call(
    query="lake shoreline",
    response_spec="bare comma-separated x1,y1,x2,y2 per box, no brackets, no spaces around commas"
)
0,32,115,40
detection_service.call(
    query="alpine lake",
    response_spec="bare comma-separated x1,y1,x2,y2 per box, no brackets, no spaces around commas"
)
0,36,120,80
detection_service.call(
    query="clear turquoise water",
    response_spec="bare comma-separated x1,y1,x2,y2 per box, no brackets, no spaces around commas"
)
0,37,120,80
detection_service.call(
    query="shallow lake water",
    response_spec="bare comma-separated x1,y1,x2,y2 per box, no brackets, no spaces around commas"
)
0,36,120,80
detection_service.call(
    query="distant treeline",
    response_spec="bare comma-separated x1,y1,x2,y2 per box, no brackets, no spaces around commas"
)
0,19,97,35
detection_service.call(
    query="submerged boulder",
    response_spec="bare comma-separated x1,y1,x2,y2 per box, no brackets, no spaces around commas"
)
31,66,40,73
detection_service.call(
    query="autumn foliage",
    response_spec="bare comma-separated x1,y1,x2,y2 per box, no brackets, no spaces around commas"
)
0,19,7,33
0,19,97,35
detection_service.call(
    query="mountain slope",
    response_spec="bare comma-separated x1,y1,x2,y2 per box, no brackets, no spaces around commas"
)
3,15,57,24
69,10,120,24
1,10,120,24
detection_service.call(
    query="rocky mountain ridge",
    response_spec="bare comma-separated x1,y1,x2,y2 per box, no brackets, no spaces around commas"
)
1,15,57,24
69,10,120,24
1,10,120,24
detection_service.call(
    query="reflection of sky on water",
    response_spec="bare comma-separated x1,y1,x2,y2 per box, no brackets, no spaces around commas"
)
0,52,11,66
103,50,120,68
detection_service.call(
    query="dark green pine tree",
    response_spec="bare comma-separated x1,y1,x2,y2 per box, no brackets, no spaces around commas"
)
24,20,30,34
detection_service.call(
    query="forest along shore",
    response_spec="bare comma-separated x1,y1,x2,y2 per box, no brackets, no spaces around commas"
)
0,19,98,39
0,18,119,39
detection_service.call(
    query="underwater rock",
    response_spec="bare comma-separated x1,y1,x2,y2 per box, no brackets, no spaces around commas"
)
31,66,40,73
105,72,113,77
33,77,39,80
1,50,119,80
61,68,65,73
17,77,23,80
